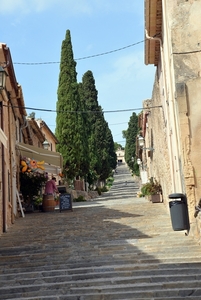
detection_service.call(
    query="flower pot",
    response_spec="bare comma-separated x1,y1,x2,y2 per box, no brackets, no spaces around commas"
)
151,194,162,203
55,200,59,206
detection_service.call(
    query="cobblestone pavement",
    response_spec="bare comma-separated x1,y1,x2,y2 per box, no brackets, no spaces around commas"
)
1,163,201,299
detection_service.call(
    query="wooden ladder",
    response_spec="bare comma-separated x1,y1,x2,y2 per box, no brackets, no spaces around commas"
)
16,190,25,218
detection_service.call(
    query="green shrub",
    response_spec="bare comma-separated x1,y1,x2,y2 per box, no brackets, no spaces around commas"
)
95,187,102,195
73,195,86,202
101,186,108,192
141,178,162,196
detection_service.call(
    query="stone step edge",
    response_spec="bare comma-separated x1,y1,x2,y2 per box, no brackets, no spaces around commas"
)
1,285,201,299
1,261,201,276
0,278,201,293
1,257,201,271
0,273,201,289
8,298,201,300
0,266,201,282
1,242,199,254
9,297,201,300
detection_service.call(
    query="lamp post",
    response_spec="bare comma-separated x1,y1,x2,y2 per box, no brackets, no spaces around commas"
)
42,140,50,150
0,66,8,90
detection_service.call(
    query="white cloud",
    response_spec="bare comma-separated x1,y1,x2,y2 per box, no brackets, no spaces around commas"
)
0,0,60,14
0,0,142,15
0,0,47,14
96,50,155,111
98,51,150,89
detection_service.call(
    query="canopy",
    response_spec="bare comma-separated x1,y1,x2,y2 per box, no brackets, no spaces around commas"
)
16,142,63,169
0,128,8,148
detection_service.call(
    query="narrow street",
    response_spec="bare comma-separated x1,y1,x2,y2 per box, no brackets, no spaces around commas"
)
1,164,201,299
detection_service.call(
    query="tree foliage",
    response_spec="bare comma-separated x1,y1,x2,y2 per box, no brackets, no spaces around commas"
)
80,70,116,183
125,112,139,174
55,30,89,179
114,142,124,151
55,33,116,184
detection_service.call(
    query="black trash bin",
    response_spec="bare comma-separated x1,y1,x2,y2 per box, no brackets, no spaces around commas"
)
169,193,190,231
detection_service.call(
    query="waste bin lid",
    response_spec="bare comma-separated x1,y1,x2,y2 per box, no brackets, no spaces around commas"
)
168,193,186,199
169,200,184,208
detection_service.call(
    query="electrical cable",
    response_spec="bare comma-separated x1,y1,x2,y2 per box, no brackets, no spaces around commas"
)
5,40,145,66
2,104,162,113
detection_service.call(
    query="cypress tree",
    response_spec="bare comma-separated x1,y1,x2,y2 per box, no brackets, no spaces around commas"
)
106,126,117,171
124,112,139,174
55,30,88,179
81,70,116,183
80,71,101,183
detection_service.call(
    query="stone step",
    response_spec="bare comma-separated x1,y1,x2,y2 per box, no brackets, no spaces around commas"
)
1,256,201,276
1,267,201,288
1,280,201,299
5,295,201,300
0,165,201,299
0,236,192,249
0,235,199,253
0,246,200,263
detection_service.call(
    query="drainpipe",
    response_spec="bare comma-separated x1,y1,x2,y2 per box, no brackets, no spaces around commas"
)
0,102,6,232
145,29,176,192
7,101,15,224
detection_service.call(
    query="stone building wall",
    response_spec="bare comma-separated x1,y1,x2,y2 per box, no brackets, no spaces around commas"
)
145,74,172,208
170,0,201,240
0,94,13,234
144,0,201,240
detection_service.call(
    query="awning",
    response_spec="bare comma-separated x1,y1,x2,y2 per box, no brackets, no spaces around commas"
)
0,128,8,148
16,142,63,169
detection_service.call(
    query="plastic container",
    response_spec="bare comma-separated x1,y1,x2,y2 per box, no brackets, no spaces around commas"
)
169,193,190,231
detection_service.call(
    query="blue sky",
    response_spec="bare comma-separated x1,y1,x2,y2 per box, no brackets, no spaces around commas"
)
0,0,155,147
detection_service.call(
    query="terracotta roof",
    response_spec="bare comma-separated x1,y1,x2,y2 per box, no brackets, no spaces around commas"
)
25,118,45,145
37,119,59,144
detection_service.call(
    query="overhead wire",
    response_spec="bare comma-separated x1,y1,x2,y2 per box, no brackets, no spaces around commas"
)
9,40,145,65
2,104,162,113
3,37,156,141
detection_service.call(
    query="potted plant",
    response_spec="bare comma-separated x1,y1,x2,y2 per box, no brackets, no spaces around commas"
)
54,194,60,206
20,167,48,211
33,195,43,211
141,177,162,203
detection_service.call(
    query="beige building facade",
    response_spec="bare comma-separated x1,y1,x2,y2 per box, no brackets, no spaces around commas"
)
143,0,201,240
0,43,27,233
116,149,125,164
0,43,63,235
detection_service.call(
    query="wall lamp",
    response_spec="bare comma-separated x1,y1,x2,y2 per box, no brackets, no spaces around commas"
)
0,66,8,90
137,135,154,151
138,136,145,147
42,139,50,150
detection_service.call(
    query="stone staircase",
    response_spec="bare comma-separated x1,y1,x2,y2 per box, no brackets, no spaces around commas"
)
0,164,201,299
